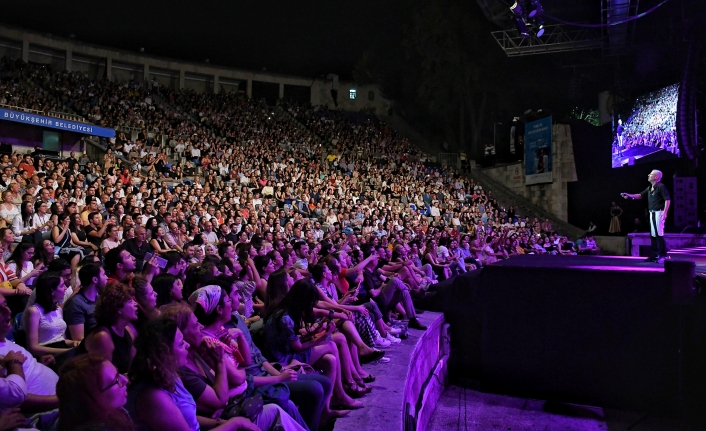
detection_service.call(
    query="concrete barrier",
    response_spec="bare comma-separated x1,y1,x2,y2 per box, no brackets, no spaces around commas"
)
333,312,447,431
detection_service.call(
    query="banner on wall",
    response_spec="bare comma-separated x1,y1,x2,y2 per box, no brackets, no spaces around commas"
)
508,164,523,186
524,116,553,185
0,108,115,138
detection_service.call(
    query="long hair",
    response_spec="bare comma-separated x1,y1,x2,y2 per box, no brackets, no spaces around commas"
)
269,279,319,333
264,269,290,320
7,241,33,267
131,275,159,322
20,201,33,227
129,318,179,392
32,240,54,267
57,354,134,431
153,273,179,307
33,271,63,312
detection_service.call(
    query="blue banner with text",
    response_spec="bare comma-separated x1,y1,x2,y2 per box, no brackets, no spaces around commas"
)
524,116,553,185
0,108,115,138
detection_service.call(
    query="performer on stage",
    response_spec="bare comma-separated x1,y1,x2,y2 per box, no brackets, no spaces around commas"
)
621,169,670,262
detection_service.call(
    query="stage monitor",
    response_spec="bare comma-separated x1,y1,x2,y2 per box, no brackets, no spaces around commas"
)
611,83,680,168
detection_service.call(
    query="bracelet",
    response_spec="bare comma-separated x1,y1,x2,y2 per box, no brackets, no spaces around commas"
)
6,359,22,367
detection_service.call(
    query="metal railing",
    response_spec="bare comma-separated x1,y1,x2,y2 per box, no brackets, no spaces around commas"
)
0,103,88,123
438,152,460,168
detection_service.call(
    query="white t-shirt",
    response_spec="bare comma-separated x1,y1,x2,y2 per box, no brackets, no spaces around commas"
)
0,339,58,400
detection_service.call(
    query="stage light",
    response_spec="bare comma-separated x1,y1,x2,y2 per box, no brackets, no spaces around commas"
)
510,1,531,38
528,0,543,18
535,20,545,37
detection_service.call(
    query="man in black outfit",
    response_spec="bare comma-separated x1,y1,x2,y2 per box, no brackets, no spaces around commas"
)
621,169,671,262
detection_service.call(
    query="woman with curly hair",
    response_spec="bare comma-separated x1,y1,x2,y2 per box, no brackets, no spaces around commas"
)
81,281,138,374
56,354,133,431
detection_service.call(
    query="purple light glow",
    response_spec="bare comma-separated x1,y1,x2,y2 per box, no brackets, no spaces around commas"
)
567,265,664,272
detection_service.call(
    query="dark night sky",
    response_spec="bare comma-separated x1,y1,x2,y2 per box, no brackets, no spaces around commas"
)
2,0,696,94
2,0,411,78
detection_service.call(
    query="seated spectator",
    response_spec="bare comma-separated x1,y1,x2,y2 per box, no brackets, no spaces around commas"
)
5,242,42,288
23,272,79,361
55,354,133,431
121,226,152,271
103,247,137,282
127,318,276,431
162,302,309,430
101,223,121,255
81,281,137,374
263,279,363,410
12,201,39,245
64,262,107,341
130,275,160,333
361,254,426,330
0,294,59,414
150,225,172,255
579,235,600,255
218,277,341,429
153,273,184,308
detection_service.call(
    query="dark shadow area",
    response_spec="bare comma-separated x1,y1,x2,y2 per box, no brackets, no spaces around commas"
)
431,255,706,429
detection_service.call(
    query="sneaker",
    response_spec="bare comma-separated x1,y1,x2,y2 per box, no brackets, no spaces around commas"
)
385,333,402,345
374,337,391,347
388,327,402,335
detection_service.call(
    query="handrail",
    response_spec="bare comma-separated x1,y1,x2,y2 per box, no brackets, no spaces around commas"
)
0,103,88,123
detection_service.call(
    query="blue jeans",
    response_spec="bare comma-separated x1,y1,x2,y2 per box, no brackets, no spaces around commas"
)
285,373,332,431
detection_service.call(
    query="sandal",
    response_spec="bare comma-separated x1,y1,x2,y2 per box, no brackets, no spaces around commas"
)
362,374,376,383
344,383,367,398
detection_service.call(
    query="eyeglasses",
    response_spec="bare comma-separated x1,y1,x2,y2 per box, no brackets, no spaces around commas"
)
100,372,126,392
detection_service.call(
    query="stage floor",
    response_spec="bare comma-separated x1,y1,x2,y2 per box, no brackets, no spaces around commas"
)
491,254,667,272
611,146,674,168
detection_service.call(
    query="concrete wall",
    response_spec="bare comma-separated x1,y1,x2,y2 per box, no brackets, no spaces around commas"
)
0,36,22,60
481,124,578,222
313,80,392,114
594,235,627,256
0,24,394,111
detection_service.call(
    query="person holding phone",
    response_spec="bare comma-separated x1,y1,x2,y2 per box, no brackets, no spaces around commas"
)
263,279,363,411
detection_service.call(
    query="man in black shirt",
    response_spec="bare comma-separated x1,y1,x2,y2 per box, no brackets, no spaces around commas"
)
621,169,671,262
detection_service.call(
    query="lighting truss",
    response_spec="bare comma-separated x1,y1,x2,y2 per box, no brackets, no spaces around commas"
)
491,24,603,57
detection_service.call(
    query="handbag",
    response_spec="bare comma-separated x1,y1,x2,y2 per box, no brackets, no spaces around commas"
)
222,392,264,422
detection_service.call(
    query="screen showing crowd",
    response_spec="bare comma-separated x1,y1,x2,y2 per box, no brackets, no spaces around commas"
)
612,83,680,168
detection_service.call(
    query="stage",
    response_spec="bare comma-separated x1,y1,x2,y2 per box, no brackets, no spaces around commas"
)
432,254,705,420
611,146,678,168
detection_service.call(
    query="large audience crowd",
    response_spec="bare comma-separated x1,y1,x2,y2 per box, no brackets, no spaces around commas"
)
614,83,680,156
0,56,583,431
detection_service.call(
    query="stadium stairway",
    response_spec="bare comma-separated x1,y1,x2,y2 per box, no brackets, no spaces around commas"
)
465,168,585,239
380,115,584,238
275,105,328,148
